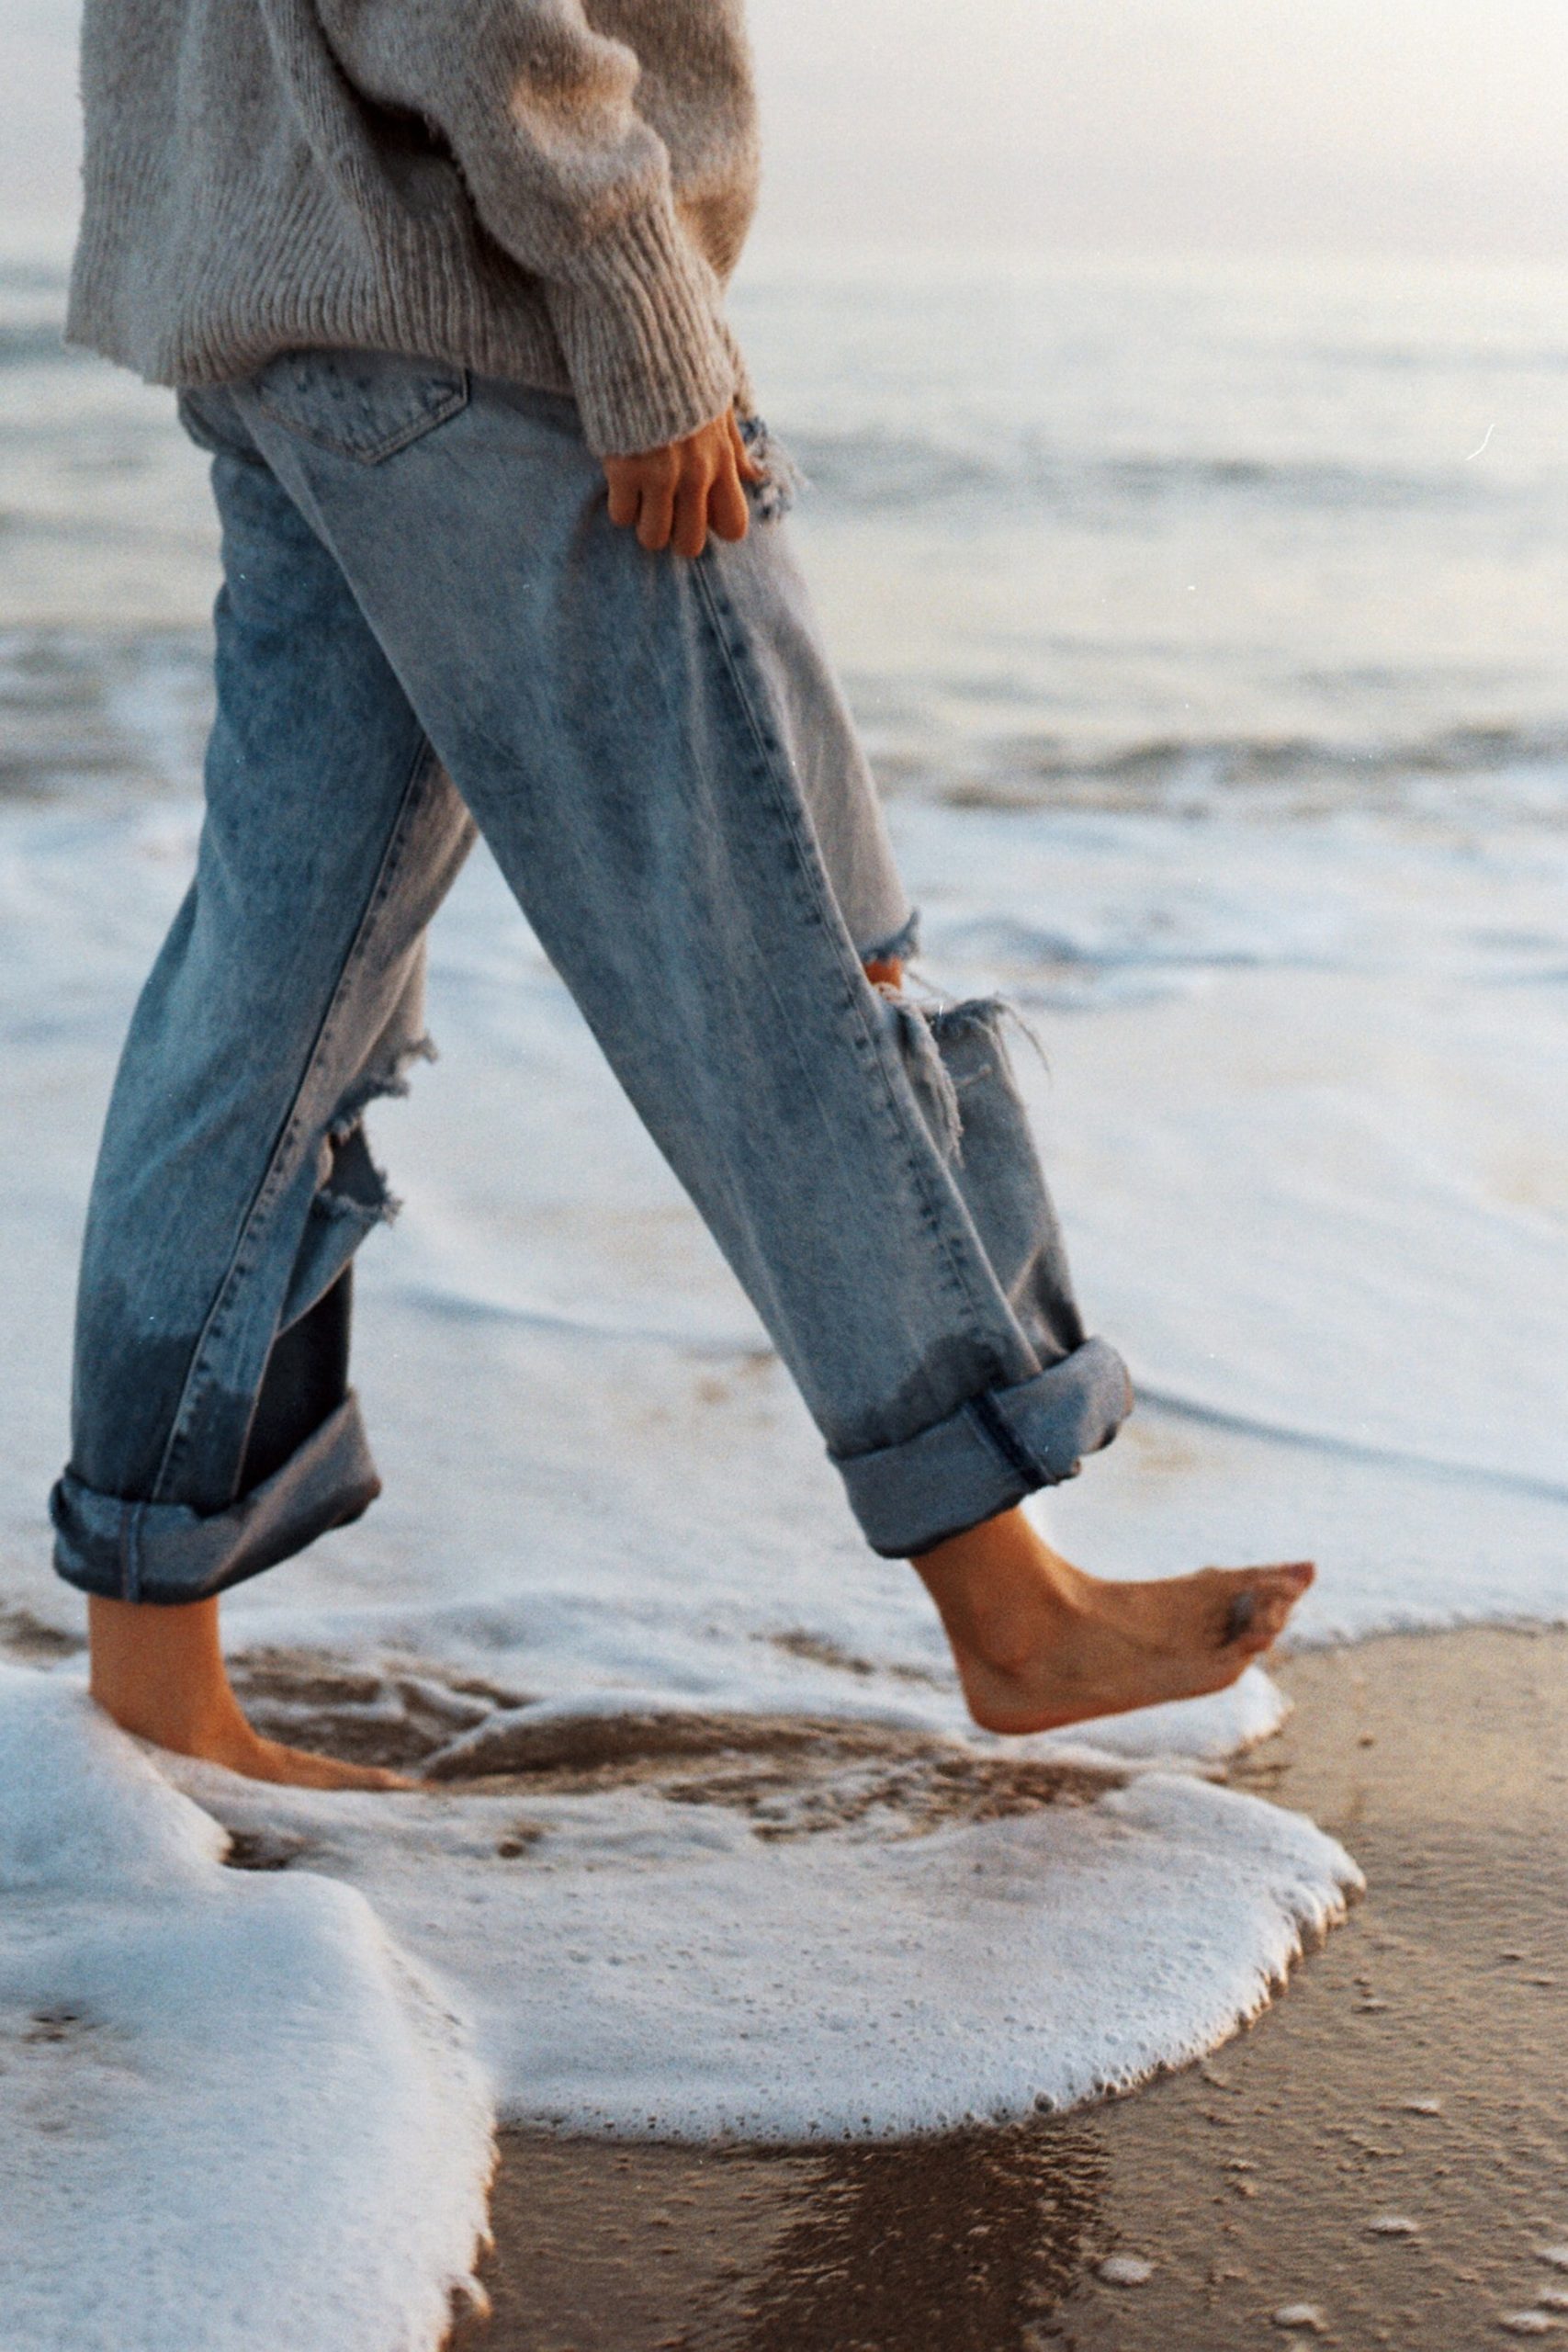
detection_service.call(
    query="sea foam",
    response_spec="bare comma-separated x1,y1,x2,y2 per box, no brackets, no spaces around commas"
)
0,1666,492,2352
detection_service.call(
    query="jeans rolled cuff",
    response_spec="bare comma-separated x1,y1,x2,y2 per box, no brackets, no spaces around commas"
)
833,1337,1133,1559
50,1392,381,1605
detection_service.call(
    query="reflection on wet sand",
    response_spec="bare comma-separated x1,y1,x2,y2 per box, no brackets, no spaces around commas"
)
451,1628,1568,2352
457,2119,1108,2352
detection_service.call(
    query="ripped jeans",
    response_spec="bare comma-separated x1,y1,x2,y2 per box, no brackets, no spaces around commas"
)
50,352,1130,1604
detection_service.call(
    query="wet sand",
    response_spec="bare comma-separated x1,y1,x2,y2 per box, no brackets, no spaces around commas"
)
447,1627,1568,2352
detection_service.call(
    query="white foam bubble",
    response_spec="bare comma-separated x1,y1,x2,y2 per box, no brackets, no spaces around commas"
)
0,1667,492,2352
163,1748,1358,2141
1098,2255,1156,2286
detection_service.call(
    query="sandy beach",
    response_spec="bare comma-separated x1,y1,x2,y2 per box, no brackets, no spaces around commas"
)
450,1626,1568,2352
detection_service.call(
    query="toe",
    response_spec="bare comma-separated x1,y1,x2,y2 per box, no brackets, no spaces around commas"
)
254,1739,416,1792
1217,1560,1314,1652
1222,1587,1258,1645
326,1758,417,1792
1234,1562,1314,1652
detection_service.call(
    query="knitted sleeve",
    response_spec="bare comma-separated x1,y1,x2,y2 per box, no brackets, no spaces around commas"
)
314,0,745,454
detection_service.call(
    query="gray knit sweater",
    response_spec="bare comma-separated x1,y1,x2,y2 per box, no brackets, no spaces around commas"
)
66,0,760,455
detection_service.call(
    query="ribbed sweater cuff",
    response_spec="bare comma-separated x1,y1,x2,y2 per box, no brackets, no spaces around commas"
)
546,207,744,457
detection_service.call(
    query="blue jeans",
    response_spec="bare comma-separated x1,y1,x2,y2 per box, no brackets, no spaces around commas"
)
50,352,1130,1602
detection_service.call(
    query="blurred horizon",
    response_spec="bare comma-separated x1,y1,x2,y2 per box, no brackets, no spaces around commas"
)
6,0,1568,266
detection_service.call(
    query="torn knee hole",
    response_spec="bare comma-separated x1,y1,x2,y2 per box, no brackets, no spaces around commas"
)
328,1034,436,1140
313,1117,396,1226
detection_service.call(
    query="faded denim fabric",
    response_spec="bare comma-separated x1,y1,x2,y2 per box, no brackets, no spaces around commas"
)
51,353,1131,1600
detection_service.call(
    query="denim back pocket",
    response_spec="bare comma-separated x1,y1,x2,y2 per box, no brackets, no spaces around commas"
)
252,349,469,464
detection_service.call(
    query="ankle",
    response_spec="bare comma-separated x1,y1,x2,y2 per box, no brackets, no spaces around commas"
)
87,1592,245,1751
911,1508,1079,1674
90,1667,237,1751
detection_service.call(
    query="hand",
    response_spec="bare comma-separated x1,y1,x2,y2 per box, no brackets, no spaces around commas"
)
603,412,766,559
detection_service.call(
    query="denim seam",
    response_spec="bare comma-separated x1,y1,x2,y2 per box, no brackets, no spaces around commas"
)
176,390,269,469
691,558,1006,1378
150,735,441,1507
966,1388,1041,1487
690,563,947,1243
117,1499,142,1603
695,560,992,1363
251,371,470,466
671,591,900,1228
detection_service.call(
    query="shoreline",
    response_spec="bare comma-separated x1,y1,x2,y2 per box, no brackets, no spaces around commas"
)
452,1625,1568,2351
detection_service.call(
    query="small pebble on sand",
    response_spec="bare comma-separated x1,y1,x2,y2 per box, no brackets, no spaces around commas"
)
1272,2306,1326,2333
1402,2097,1443,2115
1498,2314,1553,2337
1099,2255,1155,2287
1367,2215,1421,2237
1538,2249,1568,2272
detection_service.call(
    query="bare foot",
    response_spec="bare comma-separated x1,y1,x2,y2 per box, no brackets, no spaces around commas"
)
912,1508,1314,1735
87,1594,412,1790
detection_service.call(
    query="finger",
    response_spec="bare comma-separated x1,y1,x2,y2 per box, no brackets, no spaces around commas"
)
603,461,641,530
706,460,750,544
729,411,768,483
637,469,677,552
672,462,716,560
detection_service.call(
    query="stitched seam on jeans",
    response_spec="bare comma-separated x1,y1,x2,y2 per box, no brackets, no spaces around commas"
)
252,373,469,466
693,559,988,1354
158,735,436,1496
177,390,268,469
690,564,949,1236
118,1501,142,1604
691,558,1004,1369
967,1389,1041,1487
151,736,440,1506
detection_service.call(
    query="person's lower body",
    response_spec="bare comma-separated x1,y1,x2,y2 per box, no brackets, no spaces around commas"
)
53,353,1310,1783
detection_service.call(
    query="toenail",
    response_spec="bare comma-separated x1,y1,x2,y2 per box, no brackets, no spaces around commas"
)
1224,1590,1257,1645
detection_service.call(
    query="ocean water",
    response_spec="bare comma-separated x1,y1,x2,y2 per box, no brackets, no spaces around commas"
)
7,237,1568,801
1,237,1563,2348
744,249,1568,808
